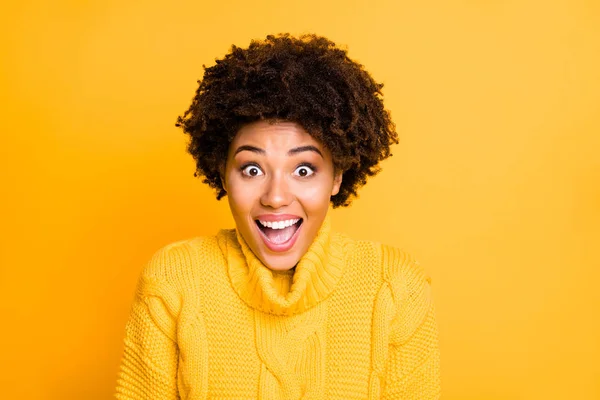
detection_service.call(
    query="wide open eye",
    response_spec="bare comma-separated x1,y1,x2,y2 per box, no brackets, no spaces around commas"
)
241,164,264,177
293,165,315,177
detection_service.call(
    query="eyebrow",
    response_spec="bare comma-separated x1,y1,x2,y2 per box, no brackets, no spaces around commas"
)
234,145,265,156
288,145,323,158
234,145,323,158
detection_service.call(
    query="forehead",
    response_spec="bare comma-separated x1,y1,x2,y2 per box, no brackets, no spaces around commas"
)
231,120,321,150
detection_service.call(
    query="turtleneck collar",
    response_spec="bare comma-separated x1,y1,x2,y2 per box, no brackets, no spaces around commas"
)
216,215,345,316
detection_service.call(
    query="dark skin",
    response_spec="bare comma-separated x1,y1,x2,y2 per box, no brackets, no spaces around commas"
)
221,120,342,271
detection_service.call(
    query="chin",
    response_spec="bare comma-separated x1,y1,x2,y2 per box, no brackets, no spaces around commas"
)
261,253,300,271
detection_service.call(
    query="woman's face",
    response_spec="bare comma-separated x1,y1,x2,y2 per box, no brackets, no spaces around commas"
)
222,120,342,271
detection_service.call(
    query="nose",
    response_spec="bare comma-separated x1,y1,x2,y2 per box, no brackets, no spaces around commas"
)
260,173,293,209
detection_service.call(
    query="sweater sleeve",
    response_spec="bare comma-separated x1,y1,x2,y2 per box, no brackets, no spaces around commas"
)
115,245,183,400
381,246,442,400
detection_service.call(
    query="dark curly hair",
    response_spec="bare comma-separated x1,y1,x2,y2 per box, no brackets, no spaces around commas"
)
176,33,398,207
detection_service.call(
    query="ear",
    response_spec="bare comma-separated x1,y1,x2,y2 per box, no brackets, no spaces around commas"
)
331,170,343,196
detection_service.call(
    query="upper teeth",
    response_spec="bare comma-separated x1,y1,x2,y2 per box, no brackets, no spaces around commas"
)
258,219,300,229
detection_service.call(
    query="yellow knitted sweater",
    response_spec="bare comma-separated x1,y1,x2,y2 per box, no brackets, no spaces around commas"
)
115,217,441,399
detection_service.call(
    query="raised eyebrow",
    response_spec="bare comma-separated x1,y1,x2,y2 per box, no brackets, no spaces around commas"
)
287,145,323,158
233,145,266,156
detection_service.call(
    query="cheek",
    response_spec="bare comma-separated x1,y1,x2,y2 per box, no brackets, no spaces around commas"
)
296,180,333,212
226,178,255,215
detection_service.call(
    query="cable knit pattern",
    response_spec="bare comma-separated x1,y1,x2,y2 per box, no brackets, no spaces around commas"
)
115,216,441,399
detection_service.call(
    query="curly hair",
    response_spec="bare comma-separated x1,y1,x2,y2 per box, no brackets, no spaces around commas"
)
175,33,398,207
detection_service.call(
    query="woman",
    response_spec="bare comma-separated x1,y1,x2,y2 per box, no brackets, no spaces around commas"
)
115,33,441,399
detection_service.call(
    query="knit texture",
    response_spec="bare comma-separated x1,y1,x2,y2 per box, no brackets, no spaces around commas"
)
115,216,441,399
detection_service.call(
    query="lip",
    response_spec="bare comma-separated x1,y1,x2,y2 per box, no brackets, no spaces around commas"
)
255,213,302,222
253,217,303,253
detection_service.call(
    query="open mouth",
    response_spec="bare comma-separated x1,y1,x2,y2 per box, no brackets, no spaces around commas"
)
255,218,303,245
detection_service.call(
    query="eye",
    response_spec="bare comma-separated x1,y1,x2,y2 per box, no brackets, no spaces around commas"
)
293,165,315,177
241,164,264,177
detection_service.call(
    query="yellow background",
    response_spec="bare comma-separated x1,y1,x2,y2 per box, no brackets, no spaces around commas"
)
1,0,599,399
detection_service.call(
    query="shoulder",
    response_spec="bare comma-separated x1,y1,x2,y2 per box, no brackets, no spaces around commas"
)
342,237,431,286
379,243,431,291
341,236,434,340
138,234,223,295
133,235,224,323
346,239,433,333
